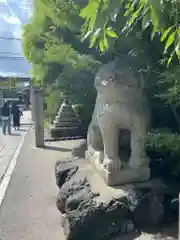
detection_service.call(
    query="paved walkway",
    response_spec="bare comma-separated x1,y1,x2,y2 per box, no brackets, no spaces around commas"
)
0,111,31,183
0,128,65,240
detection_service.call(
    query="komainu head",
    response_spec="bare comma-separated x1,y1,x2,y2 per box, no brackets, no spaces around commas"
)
94,60,144,91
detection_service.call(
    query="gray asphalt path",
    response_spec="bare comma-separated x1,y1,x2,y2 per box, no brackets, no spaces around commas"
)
0,127,64,240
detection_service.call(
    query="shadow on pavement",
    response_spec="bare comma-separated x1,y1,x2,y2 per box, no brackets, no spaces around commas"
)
16,129,25,131
116,232,140,240
42,145,72,152
142,223,178,240
114,223,177,240
10,133,21,136
72,140,87,158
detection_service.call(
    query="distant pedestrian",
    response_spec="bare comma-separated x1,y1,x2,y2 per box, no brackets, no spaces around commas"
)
1,101,11,135
11,104,22,130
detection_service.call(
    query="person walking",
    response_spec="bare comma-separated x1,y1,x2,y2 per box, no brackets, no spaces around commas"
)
11,104,22,130
1,101,11,135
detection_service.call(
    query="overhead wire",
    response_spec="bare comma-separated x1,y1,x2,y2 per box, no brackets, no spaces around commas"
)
0,37,21,41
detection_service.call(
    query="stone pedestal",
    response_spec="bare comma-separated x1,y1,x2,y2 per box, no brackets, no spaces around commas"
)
33,88,44,147
86,150,150,186
50,100,83,138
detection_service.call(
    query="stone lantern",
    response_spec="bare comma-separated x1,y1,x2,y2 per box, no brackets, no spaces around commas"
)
50,99,83,138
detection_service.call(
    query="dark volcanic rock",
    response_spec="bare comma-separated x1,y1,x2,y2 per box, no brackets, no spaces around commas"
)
55,160,78,188
66,187,97,212
55,161,176,239
61,199,134,240
55,161,134,239
56,168,98,213
127,189,164,229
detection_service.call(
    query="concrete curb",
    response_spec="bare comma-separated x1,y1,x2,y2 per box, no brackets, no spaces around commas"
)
0,128,28,207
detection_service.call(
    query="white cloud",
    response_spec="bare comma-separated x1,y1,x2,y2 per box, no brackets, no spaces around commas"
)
4,15,21,24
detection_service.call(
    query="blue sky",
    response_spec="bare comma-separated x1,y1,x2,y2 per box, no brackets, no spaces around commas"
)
0,0,33,78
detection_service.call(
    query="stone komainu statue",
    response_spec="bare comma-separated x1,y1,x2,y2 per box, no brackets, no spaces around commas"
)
87,60,150,172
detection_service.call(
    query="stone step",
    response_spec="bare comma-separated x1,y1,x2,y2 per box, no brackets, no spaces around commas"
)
58,112,77,118
55,116,80,122
50,127,84,138
54,121,81,128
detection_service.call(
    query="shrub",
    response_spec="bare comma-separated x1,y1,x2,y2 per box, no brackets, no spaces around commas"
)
44,88,63,123
73,103,94,131
146,129,180,181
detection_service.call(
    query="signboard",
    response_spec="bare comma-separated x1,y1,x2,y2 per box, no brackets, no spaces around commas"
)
0,78,17,89
0,78,30,89
9,78,16,88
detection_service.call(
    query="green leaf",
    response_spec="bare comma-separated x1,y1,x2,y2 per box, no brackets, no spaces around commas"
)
124,2,134,17
167,55,173,67
142,7,151,30
89,35,97,48
128,3,144,27
99,40,105,52
104,34,109,49
151,28,156,41
175,43,180,56
164,32,176,52
150,4,159,30
106,29,118,38
89,29,101,48
80,1,98,19
161,26,175,42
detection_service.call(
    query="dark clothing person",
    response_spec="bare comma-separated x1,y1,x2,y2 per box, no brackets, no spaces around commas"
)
12,105,21,129
1,101,11,134
1,102,10,117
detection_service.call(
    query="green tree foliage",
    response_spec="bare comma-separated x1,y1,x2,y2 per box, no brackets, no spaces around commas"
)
79,0,180,130
22,0,180,130
22,0,102,124
80,0,180,64
44,86,63,122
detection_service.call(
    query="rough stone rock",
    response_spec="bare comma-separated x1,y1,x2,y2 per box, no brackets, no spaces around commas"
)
127,189,164,229
55,161,177,239
55,161,135,239
56,168,98,213
55,160,78,188
163,194,178,223
61,199,135,240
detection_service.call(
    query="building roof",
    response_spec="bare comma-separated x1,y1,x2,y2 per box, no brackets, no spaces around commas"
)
0,0,33,78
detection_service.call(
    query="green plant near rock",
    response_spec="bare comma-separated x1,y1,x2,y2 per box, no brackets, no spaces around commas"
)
44,91,61,123
146,129,180,181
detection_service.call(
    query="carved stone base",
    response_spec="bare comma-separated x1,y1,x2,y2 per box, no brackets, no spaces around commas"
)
50,126,84,139
85,151,150,186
